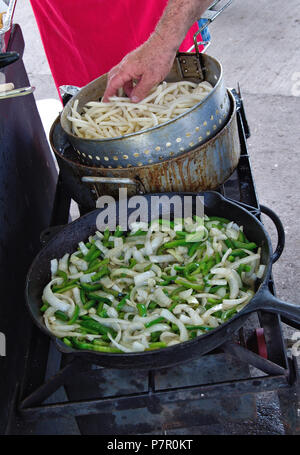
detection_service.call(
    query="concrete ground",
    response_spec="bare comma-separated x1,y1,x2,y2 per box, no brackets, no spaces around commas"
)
12,0,300,435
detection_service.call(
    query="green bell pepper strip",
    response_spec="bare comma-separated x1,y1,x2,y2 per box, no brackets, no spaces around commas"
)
207,297,223,304
150,331,162,342
137,303,147,317
54,310,69,322
148,301,158,310
91,266,109,282
129,258,137,268
162,239,189,249
85,258,101,273
145,317,165,328
169,300,181,312
174,265,185,272
79,318,116,337
170,285,187,296
103,228,110,241
224,238,235,249
53,281,78,294
238,231,247,243
71,337,121,353
102,240,114,248
116,293,130,311
102,287,123,298
175,278,204,291
96,301,104,315
187,242,203,257
83,299,97,310
80,289,88,305
80,282,103,292
40,302,49,312
228,255,235,263
146,342,167,350
175,231,187,238
231,240,257,250
229,249,248,258
56,269,68,284
68,304,80,324
87,293,111,305
159,275,176,285
98,309,108,318
237,264,252,275
114,225,124,237
208,285,227,294
171,323,179,333
84,244,98,262
215,252,221,263
92,339,110,346
63,337,73,347
221,308,237,321
205,257,216,273
186,325,214,331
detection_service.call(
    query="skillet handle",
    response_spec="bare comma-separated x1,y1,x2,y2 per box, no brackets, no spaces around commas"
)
260,205,285,263
242,287,300,330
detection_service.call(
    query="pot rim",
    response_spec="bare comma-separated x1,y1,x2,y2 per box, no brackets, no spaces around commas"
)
52,90,236,172
60,54,225,143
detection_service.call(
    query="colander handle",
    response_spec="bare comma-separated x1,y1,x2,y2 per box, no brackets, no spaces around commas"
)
81,176,146,194
192,0,233,55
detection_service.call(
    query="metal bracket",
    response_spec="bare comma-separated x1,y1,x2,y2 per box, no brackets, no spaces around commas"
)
176,53,204,80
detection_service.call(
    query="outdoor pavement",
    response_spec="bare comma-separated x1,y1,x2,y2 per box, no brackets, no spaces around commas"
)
12,0,300,435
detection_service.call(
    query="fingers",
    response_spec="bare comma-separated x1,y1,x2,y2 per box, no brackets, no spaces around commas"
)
102,70,126,102
129,75,160,103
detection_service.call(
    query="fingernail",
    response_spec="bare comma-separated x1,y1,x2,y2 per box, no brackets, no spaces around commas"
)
131,96,139,103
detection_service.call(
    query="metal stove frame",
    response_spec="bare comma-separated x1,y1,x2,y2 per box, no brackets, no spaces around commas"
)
8,88,300,436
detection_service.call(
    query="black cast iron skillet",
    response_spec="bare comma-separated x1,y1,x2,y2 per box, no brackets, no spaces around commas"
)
25,192,300,369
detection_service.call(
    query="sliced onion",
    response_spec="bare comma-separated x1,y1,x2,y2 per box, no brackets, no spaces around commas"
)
78,241,89,256
50,259,58,278
149,254,176,263
134,270,155,286
58,253,69,272
42,278,70,312
80,272,96,283
153,288,172,307
160,309,188,342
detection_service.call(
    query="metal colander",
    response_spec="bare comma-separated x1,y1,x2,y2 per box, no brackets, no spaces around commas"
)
60,53,230,169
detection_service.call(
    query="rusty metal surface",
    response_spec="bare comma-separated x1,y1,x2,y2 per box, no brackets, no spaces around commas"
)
51,91,239,204
60,54,230,168
56,353,255,434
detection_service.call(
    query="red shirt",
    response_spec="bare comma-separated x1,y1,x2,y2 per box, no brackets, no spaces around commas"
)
30,0,202,91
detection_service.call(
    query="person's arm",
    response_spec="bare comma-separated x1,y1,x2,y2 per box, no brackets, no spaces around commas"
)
102,0,212,102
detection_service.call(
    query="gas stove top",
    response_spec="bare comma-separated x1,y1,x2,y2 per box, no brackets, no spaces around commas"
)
6,87,299,436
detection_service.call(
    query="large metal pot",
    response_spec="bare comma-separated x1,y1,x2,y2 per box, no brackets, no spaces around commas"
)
51,89,239,204
60,53,231,168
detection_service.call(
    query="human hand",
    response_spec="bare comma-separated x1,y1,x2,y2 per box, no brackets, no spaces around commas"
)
102,35,177,103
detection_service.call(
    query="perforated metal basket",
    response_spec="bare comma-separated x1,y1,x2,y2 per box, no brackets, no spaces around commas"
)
60,53,230,169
